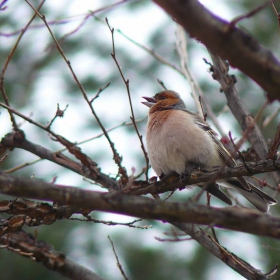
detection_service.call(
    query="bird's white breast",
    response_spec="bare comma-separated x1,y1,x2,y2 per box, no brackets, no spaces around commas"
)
146,110,221,176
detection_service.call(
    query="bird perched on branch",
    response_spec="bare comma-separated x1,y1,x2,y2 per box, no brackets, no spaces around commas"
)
142,90,277,212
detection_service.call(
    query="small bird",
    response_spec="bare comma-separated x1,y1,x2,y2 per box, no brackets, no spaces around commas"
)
142,90,277,212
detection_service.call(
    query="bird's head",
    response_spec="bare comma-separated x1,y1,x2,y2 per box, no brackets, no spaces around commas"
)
142,90,186,114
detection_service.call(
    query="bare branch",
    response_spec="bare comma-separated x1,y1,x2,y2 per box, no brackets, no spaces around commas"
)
130,159,280,196
106,18,150,181
173,222,271,280
46,104,69,130
0,0,45,130
152,0,280,102
108,236,129,280
59,0,129,42
90,83,111,103
1,131,118,190
268,123,280,159
25,0,128,185
228,2,269,29
262,107,280,128
208,53,269,160
0,0,8,11
175,24,203,117
270,0,280,28
2,118,145,174
0,229,104,280
0,171,280,239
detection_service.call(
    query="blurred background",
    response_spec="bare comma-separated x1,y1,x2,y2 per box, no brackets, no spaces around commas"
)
1,0,280,279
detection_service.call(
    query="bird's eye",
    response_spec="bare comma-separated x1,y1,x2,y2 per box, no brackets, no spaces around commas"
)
155,94,166,100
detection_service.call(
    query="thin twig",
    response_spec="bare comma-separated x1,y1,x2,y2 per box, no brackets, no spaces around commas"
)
229,131,252,174
90,82,110,103
0,0,45,131
0,1,129,38
114,27,184,74
206,192,220,243
59,0,129,41
3,118,146,174
0,0,8,11
0,154,8,165
25,1,128,185
227,2,270,30
199,96,207,122
175,26,225,135
69,216,151,229
270,0,280,28
233,99,267,150
105,18,149,181
1,130,118,189
155,236,192,242
268,123,280,159
46,104,69,130
0,101,52,132
209,52,269,160
111,23,224,135
262,107,280,128
108,236,129,280
157,79,168,90
175,24,202,116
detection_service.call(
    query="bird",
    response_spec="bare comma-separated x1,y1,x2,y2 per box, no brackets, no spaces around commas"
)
142,90,277,212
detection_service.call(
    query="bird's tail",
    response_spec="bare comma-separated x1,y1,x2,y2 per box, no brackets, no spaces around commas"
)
218,178,277,212
205,183,232,206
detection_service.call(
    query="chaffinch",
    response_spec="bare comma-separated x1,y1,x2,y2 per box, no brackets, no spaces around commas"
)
142,90,277,212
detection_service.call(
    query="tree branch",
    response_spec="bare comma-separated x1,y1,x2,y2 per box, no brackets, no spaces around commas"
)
173,222,270,280
131,159,279,196
0,229,104,280
1,131,118,190
0,171,280,239
208,53,269,160
152,0,280,102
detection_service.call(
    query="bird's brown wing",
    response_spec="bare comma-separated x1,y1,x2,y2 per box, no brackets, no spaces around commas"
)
185,111,277,211
194,117,251,190
194,118,236,167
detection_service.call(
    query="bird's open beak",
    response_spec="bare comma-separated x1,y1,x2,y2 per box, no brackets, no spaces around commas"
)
142,96,156,108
